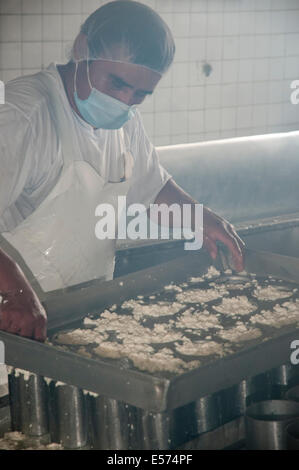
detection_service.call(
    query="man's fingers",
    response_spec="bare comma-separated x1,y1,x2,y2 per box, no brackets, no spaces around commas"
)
34,320,47,342
204,237,218,260
216,230,244,271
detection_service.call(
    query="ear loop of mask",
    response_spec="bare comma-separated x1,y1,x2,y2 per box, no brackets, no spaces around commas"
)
74,59,93,97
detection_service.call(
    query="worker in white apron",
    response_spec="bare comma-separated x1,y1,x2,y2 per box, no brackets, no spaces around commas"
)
0,1,244,342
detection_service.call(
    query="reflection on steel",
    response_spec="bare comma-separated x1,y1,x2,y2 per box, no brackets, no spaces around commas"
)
54,384,87,449
89,396,131,450
19,373,49,438
136,409,172,450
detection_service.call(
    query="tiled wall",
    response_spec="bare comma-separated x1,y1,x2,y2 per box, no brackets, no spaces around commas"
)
1,0,299,145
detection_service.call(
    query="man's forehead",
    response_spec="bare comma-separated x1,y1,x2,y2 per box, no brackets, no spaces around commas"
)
90,59,162,90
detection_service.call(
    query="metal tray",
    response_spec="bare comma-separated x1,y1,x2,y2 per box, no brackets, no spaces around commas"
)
1,248,299,412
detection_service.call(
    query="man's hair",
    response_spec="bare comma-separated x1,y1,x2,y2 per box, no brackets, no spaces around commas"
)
77,0,175,74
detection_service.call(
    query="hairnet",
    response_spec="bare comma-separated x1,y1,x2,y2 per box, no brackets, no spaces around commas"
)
71,1,175,75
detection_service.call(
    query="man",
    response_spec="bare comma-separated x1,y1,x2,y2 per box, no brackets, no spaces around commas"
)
0,1,244,342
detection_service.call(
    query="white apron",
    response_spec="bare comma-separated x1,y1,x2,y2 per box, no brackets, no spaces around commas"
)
1,73,133,293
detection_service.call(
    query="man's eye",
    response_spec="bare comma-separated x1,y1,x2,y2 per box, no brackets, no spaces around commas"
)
111,79,124,90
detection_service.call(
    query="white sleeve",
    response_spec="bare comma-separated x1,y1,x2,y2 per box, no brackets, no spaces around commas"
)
0,104,33,218
126,111,172,209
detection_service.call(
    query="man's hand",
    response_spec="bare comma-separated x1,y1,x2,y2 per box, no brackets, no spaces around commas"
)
153,179,245,272
0,249,47,342
203,206,245,272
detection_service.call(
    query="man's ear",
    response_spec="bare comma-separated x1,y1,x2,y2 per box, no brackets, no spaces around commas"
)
73,32,89,61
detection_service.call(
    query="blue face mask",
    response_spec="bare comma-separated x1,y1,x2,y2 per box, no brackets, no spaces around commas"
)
73,61,136,129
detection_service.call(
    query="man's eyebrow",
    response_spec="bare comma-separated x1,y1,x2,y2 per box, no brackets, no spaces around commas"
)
109,74,153,95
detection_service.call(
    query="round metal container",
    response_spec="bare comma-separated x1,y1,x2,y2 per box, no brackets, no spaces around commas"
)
54,384,87,449
286,418,299,450
245,400,299,450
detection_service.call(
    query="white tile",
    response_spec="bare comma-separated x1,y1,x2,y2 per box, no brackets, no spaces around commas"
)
0,42,21,69
252,105,268,127
154,112,171,136
223,0,239,12
205,84,221,108
253,82,269,104
154,135,171,146
188,86,205,110
254,35,271,58
42,42,63,66
286,34,299,56
172,62,189,87
237,83,253,106
222,60,238,83
268,81,284,103
205,60,221,84
170,134,189,145
62,14,82,41
239,36,255,59
188,110,204,133
154,87,171,112
22,0,42,14
204,108,221,132
236,106,252,129
239,0,252,11
283,78,295,103
42,0,62,14
62,40,73,61
157,0,173,12
139,93,154,113
189,61,204,86
173,1,188,13
204,131,221,141
172,13,189,37
254,11,271,35
269,57,285,80
81,0,102,15
285,10,299,33
171,87,189,111
207,13,223,37
171,111,188,135
223,37,239,60
0,15,21,42
22,67,40,75
238,60,254,82
270,11,286,34
283,102,299,125
22,14,42,41
141,113,154,138
190,0,208,12
190,13,207,37
160,12,173,31
0,69,21,82
62,0,81,14
270,35,285,57
0,0,21,14
188,133,205,143
285,56,299,79
174,38,189,62
221,107,236,130
238,12,255,35
207,1,223,12
267,103,283,126
255,0,271,10
22,41,42,68
221,83,237,107
220,129,235,138
253,58,269,81
223,12,239,36
189,38,206,61
158,68,173,88
206,38,222,61
42,14,62,41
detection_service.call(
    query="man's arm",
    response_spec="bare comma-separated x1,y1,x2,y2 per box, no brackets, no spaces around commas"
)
0,247,47,341
148,178,245,272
